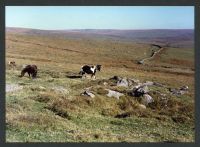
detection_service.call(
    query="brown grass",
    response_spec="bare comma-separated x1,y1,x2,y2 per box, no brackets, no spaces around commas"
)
6,31,195,142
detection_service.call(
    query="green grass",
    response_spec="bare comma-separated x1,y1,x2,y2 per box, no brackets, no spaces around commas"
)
6,32,195,142
6,67,194,142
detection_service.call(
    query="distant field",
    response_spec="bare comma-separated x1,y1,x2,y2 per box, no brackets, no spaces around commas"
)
6,28,195,142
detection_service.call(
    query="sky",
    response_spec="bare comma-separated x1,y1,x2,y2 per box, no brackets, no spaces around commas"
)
6,6,194,30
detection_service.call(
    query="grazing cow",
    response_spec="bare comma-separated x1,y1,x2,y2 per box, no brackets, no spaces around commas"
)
8,61,16,67
19,65,38,78
79,64,101,79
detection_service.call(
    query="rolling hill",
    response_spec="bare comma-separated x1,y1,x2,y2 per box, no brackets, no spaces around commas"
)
6,27,195,142
6,27,194,48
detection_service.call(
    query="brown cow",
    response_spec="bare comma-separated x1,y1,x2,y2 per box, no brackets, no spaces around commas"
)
19,65,38,78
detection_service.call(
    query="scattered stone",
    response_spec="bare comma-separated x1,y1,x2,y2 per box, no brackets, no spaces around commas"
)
81,90,95,98
141,94,154,105
117,78,129,87
138,60,144,64
179,90,187,95
143,81,154,86
169,88,176,92
131,85,149,97
180,85,189,91
138,104,147,109
106,89,124,99
103,82,108,86
169,86,189,96
110,76,139,87
130,81,165,90
138,85,149,94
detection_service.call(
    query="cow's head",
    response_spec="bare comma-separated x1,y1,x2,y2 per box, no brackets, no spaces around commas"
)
96,65,102,71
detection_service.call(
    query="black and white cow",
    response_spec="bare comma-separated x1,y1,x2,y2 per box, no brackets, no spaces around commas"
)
79,65,101,79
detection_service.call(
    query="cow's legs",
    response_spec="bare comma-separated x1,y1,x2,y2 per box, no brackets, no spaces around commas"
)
28,72,31,78
91,74,96,80
81,73,86,80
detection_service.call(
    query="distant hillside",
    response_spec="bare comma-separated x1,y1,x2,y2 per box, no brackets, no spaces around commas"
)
6,27,194,48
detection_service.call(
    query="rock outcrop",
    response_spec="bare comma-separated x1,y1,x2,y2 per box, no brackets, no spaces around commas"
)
169,86,189,96
81,90,95,98
106,89,124,99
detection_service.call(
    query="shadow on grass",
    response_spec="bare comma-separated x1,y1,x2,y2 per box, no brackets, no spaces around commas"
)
66,75,82,79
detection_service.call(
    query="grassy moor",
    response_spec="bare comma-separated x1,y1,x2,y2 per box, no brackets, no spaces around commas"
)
6,27,194,142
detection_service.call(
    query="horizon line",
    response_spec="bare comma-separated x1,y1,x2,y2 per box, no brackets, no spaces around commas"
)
6,26,194,31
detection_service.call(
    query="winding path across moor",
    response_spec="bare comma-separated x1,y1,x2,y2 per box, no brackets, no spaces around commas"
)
138,44,164,64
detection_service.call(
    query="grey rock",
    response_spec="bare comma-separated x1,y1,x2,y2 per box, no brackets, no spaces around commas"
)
106,89,124,99
141,94,154,105
180,85,189,91
129,85,149,97
82,90,95,98
169,86,188,96
138,60,144,64
132,81,154,89
179,90,187,95
117,78,129,87
137,85,149,94
143,81,154,86
169,88,176,93
110,76,139,87
138,104,147,109
103,82,108,86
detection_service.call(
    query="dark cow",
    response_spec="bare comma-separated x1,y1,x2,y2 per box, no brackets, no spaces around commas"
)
79,64,101,79
19,65,38,78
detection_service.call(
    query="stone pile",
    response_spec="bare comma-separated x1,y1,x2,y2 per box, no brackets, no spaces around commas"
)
81,75,189,107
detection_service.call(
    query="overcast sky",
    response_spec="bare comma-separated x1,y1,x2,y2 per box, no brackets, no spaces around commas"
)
6,6,194,30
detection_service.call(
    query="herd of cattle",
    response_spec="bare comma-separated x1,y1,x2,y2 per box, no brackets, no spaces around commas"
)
8,61,102,79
